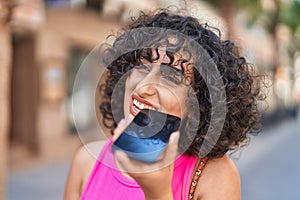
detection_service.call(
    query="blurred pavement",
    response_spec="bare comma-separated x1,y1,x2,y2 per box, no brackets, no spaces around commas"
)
7,159,71,200
234,118,300,200
6,118,300,200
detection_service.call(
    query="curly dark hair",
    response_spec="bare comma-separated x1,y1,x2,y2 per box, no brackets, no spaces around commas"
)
99,9,266,159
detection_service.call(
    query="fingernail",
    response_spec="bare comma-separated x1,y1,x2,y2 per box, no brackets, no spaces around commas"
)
128,114,134,120
171,131,180,143
118,119,125,127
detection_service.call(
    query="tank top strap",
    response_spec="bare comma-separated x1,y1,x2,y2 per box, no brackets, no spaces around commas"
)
188,157,208,200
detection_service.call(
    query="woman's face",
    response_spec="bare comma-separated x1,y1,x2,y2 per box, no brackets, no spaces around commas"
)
123,48,193,120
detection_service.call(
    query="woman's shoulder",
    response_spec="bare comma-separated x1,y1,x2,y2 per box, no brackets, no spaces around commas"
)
74,140,108,164
64,140,108,198
73,140,108,177
195,155,241,200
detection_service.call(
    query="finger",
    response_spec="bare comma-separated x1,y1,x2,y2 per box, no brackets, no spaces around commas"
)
126,113,134,125
160,131,180,165
112,119,126,142
112,114,134,142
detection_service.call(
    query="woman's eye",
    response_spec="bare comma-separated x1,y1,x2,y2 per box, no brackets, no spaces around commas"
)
135,64,151,72
160,65,183,84
164,75,181,84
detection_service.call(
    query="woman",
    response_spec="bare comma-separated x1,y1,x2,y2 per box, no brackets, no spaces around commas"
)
64,9,265,200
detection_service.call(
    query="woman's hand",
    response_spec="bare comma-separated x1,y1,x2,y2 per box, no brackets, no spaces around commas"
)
112,116,180,200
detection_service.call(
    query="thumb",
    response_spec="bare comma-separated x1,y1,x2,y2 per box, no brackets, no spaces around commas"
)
112,114,134,142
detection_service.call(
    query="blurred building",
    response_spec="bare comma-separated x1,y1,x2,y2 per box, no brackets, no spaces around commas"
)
8,0,127,169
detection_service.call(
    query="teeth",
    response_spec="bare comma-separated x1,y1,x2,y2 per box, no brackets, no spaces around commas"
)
133,99,156,111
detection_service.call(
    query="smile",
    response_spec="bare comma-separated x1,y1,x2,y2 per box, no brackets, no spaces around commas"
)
133,99,156,111
130,97,157,116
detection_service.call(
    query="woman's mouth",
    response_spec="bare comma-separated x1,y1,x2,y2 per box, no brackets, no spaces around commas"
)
130,97,157,116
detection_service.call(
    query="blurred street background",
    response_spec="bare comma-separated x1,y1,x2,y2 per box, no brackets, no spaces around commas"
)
0,0,300,200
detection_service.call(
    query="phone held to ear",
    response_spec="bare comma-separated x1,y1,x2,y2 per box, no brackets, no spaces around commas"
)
112,109,181,163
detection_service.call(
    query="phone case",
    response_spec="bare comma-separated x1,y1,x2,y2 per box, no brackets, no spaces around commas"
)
111,109,181,163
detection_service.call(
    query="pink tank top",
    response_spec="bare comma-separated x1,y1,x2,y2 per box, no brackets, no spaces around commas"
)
80,139,198,200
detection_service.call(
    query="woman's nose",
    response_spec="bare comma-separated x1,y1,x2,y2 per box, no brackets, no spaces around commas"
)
135,69,160,98
135,83,157,98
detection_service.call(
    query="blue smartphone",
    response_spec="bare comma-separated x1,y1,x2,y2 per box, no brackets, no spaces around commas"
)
111,109,181,163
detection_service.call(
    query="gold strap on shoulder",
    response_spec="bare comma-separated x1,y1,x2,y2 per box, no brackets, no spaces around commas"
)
189,157,208,200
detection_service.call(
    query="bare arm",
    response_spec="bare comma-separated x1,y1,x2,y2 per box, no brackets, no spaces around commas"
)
64,141,105,200
64,146,86,200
